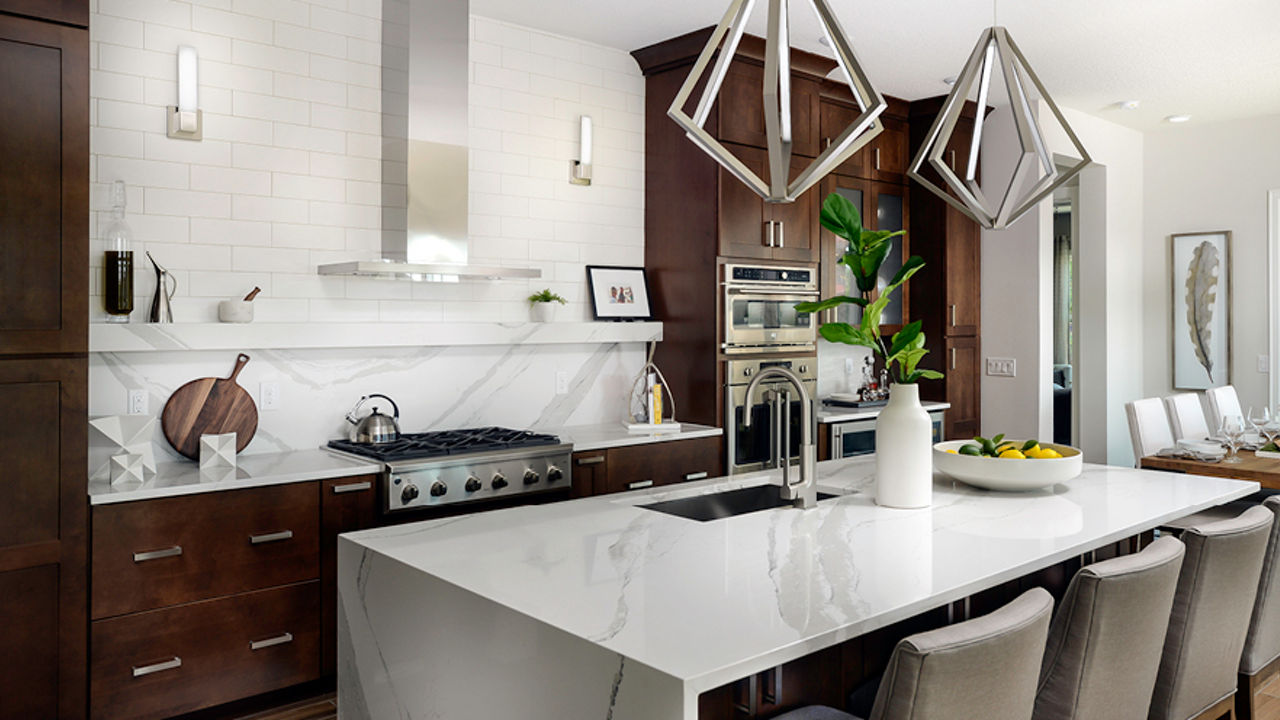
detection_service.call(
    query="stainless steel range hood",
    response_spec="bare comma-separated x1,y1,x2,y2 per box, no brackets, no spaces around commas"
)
316,0,539,282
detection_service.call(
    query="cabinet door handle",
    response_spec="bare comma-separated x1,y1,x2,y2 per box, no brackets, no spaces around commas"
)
763,221,774,247
332,481,372,494
776,221,784,248
951,348,957,370
249,632,294,651
628,480,654,490
875,147,881,171
950,304,956,327
684,471,709,481
824,137,832,149
949,149,956,171
576,455,605,466
763,665,783,705
249,530,293,545
132,657,181,678
133,546,182,563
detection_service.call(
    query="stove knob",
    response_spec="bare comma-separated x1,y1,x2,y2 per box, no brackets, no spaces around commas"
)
546,466,564,483
465,476,482,493
400,483,420,504
491,472,508,490
744,367,754,377
798,364,808,374
429,481,448,498
523,469,540,485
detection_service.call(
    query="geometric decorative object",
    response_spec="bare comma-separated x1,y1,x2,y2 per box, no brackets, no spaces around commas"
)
908,26,1091,230
668,0,887,203
199,432,237,473
110,452,147,485
90,414,157,481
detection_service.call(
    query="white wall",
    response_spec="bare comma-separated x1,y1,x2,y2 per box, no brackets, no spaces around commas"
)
89,4,644,324
1142,115,1280,414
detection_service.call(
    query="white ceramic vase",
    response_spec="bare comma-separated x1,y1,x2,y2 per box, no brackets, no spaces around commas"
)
531,302,556,322
875,382,934,508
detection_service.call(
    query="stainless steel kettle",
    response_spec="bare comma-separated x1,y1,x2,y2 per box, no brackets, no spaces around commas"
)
345,394,401,444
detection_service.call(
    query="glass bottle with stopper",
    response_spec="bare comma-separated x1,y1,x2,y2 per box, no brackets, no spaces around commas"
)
103,180,134,322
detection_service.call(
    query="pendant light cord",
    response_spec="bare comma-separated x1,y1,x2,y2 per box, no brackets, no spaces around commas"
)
993,0,998,27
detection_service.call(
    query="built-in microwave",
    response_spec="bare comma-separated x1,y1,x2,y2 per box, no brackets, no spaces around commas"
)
828,412,947,458
722,263,818,355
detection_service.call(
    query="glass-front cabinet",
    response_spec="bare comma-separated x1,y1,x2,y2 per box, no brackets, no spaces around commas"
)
818,175,910,331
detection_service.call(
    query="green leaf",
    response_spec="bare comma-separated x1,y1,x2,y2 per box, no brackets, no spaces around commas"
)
820,192,863,242
857,242,891,288
916,369,945,380
890,255,926,287
1021,439,1039,452
900,347,928,376
794,296,866,314
887,320,923,358
818,322,873,348
992,433,1005,445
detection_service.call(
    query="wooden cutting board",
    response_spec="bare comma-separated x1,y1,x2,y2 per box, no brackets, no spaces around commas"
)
161,353,259,460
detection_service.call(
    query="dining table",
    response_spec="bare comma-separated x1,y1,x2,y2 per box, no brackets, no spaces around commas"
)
1141,449,1280,490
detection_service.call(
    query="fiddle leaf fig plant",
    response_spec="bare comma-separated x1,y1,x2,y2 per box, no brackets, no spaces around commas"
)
795,192,944,385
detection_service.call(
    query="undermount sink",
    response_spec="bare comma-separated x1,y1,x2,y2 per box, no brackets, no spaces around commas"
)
640,484,837,522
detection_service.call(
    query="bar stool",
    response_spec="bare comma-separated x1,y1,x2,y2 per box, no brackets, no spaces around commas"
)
1032,536,1186,720
1237,496,1280,719
773,588,1053,720
1148,506,1274,720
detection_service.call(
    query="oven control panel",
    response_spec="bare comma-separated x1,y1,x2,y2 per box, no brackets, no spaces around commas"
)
724,262,818,290
727,358,818,385
385,445,573,512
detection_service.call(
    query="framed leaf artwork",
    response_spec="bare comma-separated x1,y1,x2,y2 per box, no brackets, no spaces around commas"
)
1171,231,1231,390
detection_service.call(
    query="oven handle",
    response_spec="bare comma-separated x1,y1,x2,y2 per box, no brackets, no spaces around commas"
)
725,288,819,297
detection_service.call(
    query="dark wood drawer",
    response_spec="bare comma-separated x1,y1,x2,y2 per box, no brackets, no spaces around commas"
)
92,483,320,619
90,580,320,720
601,435,721,495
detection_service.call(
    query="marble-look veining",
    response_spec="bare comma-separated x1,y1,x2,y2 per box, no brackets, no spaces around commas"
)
88,449,382,504
338,457,1256,719
553,422,722,451
816,400,951,424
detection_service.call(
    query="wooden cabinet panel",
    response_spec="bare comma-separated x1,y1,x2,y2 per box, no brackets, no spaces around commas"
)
0,1,88,26
92,483,320,619
869,181,910,331
943,335,980,439
0,14,87,355
718,144,772,260
320,475,378,677
817,174,870,326
604,435,721,494
571,451,608,498
818,100,869,178
0,379,60,547
0,566,60,720
717,60,820,158
869,115,909,184
90,581,321,720
944,205,981,336
769,154,818,263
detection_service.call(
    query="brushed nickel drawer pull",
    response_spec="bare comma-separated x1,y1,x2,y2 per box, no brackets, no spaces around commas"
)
249,632,294,651
684,471,709,481
576,455,605,466
875,147,881,171
763,221,775,248
132,657,181,678
249,530,293,545
949,149,956,171
331,481,372,494
951,348,957,370
950,304,957,326
133,546,182,563
628,480,654,490
776,221,784,248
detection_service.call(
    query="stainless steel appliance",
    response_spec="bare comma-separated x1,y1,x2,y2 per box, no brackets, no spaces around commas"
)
722,263,818,354
828,411,947,458
327,427,572,513
726,357,817,474
345,393,402,444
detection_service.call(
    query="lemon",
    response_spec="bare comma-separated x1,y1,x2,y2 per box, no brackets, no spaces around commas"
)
999,449,1026,459
1025,447,1044,459
1040,448,1062,459
946,449,958,454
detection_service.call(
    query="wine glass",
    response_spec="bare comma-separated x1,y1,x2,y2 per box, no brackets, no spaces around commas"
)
1248,407,1270,449
1221,415,1246,464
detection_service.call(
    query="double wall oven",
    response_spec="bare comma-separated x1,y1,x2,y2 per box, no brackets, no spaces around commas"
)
722,263,819,474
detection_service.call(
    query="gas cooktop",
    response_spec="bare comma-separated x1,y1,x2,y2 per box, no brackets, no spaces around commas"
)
327,426,563,464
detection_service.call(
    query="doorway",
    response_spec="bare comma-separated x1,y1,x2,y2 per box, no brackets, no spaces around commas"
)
1052,181,1079,446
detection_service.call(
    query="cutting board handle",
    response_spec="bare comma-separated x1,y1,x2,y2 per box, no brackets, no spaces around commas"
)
227,353,250,383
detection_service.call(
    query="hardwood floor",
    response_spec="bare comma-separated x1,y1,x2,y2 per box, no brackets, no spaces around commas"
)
1250,672,1280,720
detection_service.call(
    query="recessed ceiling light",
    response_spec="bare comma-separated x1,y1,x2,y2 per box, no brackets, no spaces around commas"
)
1165,114,1192,123
818,36,830,47
1117,100,1140,111
943,76,958,86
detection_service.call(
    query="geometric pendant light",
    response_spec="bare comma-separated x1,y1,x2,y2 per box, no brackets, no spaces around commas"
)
908,26,1091,229
668,0,887,203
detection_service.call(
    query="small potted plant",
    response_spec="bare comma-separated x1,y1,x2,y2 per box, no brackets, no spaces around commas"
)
528,289,566,322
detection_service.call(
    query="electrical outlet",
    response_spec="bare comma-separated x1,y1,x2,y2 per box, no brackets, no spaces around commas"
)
986,357,1017,377
844,357,855,373
260,382,280,410
128,389,148,415
555,371,570,395
1260,355,1270,374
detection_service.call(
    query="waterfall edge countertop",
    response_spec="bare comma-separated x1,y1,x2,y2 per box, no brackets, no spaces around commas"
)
553,421,721,451
338,457,1256,719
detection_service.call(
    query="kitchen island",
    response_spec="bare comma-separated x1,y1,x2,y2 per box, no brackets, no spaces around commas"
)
336,457,1256,720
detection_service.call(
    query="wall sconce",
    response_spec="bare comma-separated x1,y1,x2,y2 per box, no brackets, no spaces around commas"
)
570,115,592,186
167,45,202,140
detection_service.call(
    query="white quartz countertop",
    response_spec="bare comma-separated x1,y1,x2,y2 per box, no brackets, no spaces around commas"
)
342,458,1256,693
87,449,382,505
554,422,722,451
816,400,950,423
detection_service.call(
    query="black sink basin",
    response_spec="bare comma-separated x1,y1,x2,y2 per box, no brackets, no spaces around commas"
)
640,484,837,522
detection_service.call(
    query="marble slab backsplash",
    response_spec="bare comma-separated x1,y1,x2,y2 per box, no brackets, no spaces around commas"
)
89,343,645,478
816,342,872,398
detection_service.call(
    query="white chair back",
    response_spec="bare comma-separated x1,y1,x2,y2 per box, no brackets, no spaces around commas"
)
1205,385,1243,433
1163,393,1210,441
1126,398,1175,466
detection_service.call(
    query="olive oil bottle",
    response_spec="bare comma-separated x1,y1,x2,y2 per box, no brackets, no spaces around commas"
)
103,180,134,322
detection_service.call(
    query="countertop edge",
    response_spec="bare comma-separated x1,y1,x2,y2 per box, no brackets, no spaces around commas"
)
560,423,723,452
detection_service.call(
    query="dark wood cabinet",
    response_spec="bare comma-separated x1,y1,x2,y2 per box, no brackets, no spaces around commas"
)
868,115,909,185
0,11,88,356
939,335,981,439
0,0,87,26
717,59,821,159
816,175,911,332
818,99,869,178
570,435,723,497
320,475,378,676
717,143,818,262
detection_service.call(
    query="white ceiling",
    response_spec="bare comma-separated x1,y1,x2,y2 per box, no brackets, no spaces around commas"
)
471,0,1280,131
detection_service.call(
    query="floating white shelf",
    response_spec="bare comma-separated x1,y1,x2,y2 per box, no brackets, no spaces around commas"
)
89,321,663,353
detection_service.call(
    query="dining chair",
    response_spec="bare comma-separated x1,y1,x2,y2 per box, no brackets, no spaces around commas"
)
1206,386,1244,435
1033,536,1186,720
1237,496,1280,719
1148,505,1274,720
1165,393,1212,442
773,588,1054,720
1127,398,1176,466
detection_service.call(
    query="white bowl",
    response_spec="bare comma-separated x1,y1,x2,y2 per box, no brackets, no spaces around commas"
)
933,440,1084,491
218,300,254,323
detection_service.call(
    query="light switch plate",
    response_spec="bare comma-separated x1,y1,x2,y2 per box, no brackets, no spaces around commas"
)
128,389,148,415
1260,355,1270,374
986,357,1017,377
555,371,569,395
260,382,280,410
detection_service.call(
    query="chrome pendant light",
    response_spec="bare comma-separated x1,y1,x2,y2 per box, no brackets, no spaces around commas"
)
909,23,1090,229
669,0,886,203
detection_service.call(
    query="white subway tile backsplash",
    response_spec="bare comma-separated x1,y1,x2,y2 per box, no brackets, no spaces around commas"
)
201,59,273,94
273,222,344,249
232,143,309,174
91,70,145,104
98,0,191,29
272,172,345,201
191,165,272,195
309,6,379,42
233,195,310,224
144,134,232,166
145,188,232,218
274,71,346,106
191,218,272,246
98,156,189,190
91,13,145,47
191,6,272,43
232,245,311,273
232,39,309,77
232,0,308,27
273,22,345,59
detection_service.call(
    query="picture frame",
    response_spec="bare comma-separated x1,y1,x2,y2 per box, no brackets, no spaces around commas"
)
1171,231,1232,390
586,265,652,321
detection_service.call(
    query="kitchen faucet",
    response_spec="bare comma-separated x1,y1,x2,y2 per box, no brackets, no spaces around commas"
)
742,366,818,510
